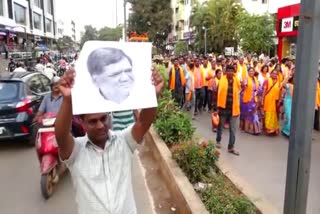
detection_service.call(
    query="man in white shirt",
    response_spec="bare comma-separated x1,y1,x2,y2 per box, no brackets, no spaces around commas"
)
13,62,27,72
55,68,163,214
43,63,57,80
35,59,45,73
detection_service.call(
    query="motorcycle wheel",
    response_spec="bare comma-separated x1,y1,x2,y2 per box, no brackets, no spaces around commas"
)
41,174,53,199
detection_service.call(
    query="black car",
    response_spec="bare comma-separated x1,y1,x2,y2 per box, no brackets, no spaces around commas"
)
0,72,51,145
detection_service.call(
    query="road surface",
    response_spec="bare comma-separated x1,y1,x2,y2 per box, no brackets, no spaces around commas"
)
0,141,154,214
192,112,320,214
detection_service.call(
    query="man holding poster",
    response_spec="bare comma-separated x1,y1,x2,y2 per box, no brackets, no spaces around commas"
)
55,67,163,214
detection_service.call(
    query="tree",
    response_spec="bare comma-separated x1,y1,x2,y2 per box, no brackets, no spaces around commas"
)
237,13,275,54
190,0,244,53
174,41,188,56
128,0,172,51
56,36,75,52
98,26,122,41
80,25,98,48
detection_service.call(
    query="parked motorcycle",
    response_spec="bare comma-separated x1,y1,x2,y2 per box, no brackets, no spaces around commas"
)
35,112,85,199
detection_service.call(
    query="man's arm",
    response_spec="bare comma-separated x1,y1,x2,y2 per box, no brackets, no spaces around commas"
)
55,95,75,160
131,107,156,143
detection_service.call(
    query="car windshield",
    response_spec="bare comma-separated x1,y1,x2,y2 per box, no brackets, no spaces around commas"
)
0,82,19,102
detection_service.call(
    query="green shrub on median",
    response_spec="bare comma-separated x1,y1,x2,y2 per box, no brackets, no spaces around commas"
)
199,174,256,214
171,140,220,183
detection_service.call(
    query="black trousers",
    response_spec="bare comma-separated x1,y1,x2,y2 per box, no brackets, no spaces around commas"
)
314,109,320,130
195,88,205,113
203,86,208,109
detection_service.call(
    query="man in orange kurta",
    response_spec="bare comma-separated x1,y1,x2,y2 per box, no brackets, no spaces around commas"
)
315,77,320,130
215,64,241,155
168,59,185,107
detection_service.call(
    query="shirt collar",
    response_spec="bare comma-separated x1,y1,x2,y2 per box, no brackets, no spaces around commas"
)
85,130,117,151
50,94,62,101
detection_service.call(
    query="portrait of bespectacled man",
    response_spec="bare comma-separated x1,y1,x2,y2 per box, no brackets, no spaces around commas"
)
87,47,135,104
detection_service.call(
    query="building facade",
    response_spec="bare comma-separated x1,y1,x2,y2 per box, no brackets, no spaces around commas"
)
0,0,57,53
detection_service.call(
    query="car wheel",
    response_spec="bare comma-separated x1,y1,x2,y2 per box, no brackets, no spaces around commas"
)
27,124,38,146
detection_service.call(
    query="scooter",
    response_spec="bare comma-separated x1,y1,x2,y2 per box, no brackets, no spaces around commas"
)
35,112,86,199
35,112,64,199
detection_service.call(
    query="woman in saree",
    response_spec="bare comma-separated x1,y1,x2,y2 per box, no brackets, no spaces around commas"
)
240,67,261,135
280,68,295,137
262,69,281,135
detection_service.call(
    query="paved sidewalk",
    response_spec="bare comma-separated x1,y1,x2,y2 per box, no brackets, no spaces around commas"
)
192,113,320,214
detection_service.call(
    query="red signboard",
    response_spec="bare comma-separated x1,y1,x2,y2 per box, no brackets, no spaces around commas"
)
276,3,300,37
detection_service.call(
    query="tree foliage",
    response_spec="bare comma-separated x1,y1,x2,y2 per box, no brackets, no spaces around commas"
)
128,0,172,50
237,12,275,54
175,41,188,56
98,26,122,41
190,0,244,53
80,25,98,48
56,36,75,51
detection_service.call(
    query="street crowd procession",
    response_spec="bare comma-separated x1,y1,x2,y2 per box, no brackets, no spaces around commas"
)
165,53,320,155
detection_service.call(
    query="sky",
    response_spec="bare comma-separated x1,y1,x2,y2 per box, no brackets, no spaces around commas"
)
56,0,129,33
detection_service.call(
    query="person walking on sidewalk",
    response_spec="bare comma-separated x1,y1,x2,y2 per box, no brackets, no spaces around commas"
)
215,65,241,155
55,68,164,214
168,58,185,108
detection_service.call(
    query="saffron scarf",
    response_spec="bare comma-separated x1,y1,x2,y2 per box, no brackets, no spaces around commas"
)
237,63,248,80
243,77,259,103
316,81,320,107
217,76,241,116
263,78,280,112
169,66,185,90
193,66,206,89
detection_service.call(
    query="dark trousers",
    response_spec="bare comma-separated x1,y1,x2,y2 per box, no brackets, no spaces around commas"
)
315,108,320,130
194,88,204,113
216,114,238,149
207,90,213,111
172,88,183,108
203,86,208,109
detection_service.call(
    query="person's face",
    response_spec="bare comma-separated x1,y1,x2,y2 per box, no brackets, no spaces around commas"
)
52,83,60,93
262,66,268,73
174,60,179,67
216,71,222,79
93,58,134,104
195,59,200,67
226,69,234,79
270,70,278,79
82,113,110,145
203,60,208,66
248,68,255,77
179,58,184,65
239,58,244,64
253,62,258,67
276,64,281,71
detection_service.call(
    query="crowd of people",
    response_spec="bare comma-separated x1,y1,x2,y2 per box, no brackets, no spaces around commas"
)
165,53,320,155
7,52,78,80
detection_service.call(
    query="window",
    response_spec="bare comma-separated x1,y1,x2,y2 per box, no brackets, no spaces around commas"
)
0,82,19,101
39,75,51,92
33,12,41,30
14,3,26,25
47,0,52,14
34,0,41,8
46,18,52,32
0,0,4,16
27,75,43,94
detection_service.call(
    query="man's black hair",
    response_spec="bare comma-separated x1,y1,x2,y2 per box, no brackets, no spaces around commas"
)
226,64,235,71
87,47,132,76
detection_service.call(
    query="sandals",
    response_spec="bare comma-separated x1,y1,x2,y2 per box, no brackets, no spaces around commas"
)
228,149,240,156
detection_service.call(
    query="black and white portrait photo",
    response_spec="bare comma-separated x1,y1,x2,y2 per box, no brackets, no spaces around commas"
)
71,41,157,115
87,47,135,104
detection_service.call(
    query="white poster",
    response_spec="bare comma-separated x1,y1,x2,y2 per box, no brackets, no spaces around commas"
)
71,41,157,115
281,17,294,32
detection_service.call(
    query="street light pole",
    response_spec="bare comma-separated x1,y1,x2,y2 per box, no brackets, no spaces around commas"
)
202,27,207,55
123,0,127,42
283,0,320,213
